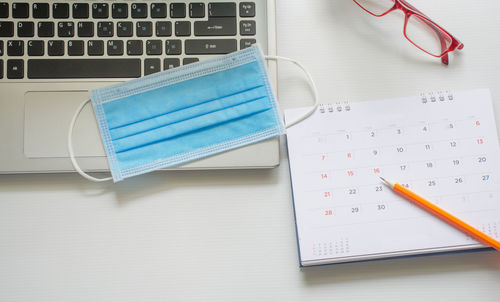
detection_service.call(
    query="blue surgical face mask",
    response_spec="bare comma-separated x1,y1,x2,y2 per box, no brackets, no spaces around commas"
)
68,45,318,182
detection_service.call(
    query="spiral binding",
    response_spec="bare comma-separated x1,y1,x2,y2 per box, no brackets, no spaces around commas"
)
419,90,453,104
318,101,351,113
318,91,454,113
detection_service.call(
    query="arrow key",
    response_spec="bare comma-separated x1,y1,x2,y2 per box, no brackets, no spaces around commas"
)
144,58,161,75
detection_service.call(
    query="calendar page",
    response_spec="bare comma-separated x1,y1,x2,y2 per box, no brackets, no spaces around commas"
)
285,89,500,266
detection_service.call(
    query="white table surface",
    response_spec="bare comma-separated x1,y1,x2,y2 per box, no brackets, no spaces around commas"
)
2,1,500,301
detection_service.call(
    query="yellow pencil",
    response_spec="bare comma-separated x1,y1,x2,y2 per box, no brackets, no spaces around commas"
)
380,177,500,251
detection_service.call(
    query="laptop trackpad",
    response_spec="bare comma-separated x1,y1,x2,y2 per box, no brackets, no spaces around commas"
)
24,91,105,158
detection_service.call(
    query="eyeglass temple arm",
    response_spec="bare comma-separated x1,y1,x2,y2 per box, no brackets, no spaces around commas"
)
399,0,452,64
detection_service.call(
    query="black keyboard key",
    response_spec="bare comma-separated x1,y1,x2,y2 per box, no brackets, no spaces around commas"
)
48,40,64,56
92,3,108,19
112,3,128,18
0,59,3,78
7,40,23,56
194,17,235,36
72,3,89,19
136,21,152,37
239,2,255,17
58,21,74,37
151,3,166,18
0,2,8,18
32,3,49,18
28,59,141,78
87,40,104,56
27,40,44,56
37,21,54,37
0,21,14,37
144,58,160,75
208,3,235,17
117,21,133,37
165,40,181,55
12,2,29,18
183,58,199,65
77,21,93,37
53,3,69,19
126,40,142,55
68,40,84,56
170,3,186,18
0,40,3,55
240,38,256,49
146,39,162,55
17,21,34,37
7,59,23,79
97,21,113,37
175,21,190,36
131,3,147,18
164,58,179,70
107,40,123,56
156,21,171,37
185,39,236,54
240,20,255,35
189,3,205,18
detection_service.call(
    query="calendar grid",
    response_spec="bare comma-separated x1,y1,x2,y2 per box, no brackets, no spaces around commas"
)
301,116,478,140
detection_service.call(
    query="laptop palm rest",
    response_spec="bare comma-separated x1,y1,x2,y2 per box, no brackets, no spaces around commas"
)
24,91,105,158
22,88,280,170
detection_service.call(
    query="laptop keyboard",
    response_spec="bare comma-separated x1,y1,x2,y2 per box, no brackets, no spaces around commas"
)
0,1,258,79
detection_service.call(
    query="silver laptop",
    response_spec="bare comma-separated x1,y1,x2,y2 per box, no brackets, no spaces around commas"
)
0,0,279,174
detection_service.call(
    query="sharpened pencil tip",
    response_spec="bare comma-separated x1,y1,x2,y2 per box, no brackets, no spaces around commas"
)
379,176,394,188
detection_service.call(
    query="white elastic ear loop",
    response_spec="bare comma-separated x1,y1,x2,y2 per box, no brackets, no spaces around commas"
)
264,55,319,128
68,99,112,182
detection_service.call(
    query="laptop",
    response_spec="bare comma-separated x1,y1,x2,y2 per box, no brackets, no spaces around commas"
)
0,0,279,174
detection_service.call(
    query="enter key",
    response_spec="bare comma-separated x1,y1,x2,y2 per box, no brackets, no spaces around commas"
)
194,17,236,36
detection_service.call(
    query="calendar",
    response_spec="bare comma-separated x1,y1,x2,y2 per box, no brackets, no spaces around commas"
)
285,89,500,266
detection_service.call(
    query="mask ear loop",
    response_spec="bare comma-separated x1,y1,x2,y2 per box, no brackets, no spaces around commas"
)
68,99,113,182
264,55,319,128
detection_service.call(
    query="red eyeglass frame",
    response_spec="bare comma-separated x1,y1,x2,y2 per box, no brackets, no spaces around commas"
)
353,0,463,65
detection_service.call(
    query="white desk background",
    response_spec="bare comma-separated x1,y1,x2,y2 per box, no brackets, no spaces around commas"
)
1,1,500,301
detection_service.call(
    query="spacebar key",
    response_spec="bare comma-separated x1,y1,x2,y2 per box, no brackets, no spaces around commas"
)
185,39,237,55
28,59,141,79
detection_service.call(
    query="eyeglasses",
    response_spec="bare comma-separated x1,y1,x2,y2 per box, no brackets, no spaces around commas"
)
353,0,463,65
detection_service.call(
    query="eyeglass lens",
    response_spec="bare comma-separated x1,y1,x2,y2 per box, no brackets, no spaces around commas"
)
354,0,395,16
355,0,452,56
405,14,452,56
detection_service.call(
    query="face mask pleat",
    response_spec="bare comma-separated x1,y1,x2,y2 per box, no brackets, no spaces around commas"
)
116,105,278,171
102,61,265,131
112,96,273,155
108,85,268,141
